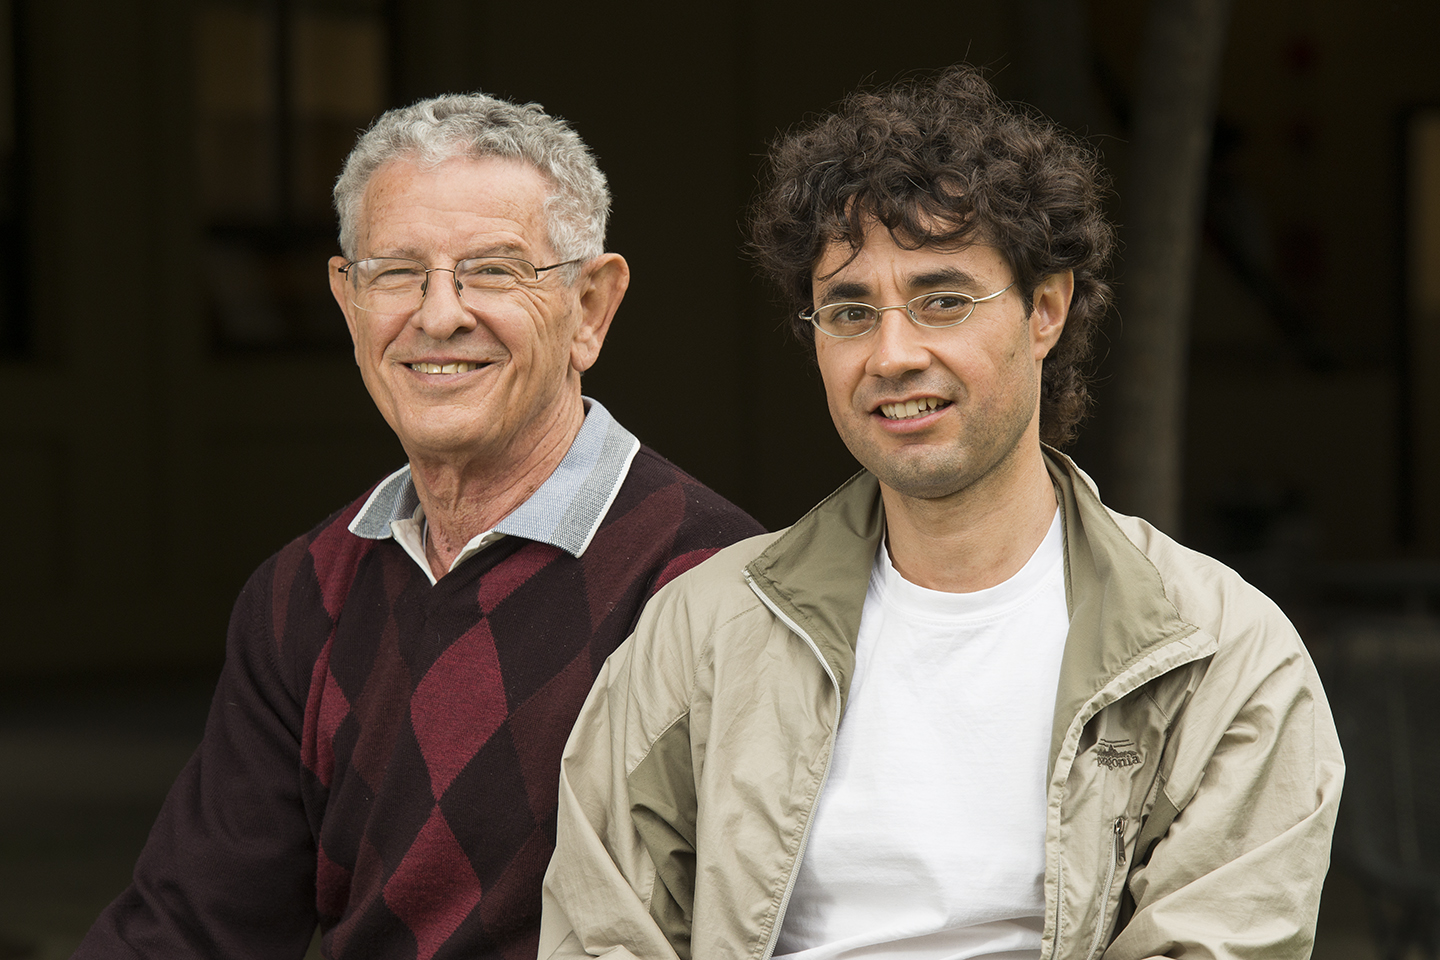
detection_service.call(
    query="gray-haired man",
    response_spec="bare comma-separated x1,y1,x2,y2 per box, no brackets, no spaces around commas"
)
74,93,760,960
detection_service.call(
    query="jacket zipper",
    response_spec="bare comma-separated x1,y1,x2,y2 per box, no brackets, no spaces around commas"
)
744,571,842,960
1048,631,1211,960
1083,816,1127,960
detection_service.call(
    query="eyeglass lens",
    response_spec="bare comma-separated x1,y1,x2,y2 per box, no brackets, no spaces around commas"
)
347,257,539,313
813,292,978,337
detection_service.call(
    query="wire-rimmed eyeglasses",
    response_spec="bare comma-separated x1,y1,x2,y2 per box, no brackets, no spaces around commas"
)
800,283,1015,339
338,256,582,314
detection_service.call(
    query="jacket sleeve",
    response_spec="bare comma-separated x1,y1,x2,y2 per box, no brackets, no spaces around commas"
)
1104,625,1345,960
72,558,319,960
541,589,702,960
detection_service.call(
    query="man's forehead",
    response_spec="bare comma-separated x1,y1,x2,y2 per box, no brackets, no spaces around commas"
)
366,155,547,209
355,153,553,254
812,234,1000,296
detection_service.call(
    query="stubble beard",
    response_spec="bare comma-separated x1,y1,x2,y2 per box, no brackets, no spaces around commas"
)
844,367,1041,507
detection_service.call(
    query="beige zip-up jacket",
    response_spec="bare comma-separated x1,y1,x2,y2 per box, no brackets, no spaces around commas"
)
541,451,1344,960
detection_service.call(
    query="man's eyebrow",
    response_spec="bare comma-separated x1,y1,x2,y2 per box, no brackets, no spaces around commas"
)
816,266,986,303
366,243,533,262
817,280,872,303
910,267,982,290
469,244,529,259
372,245,427,261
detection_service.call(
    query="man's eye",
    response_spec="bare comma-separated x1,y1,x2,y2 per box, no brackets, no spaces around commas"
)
830,305,874,326
919,294,969,313
368,266,423,286
460,260,524,282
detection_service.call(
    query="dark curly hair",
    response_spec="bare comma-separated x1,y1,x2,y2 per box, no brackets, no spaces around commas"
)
749,65,1114,446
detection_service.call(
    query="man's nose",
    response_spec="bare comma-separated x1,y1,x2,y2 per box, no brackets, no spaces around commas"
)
411,269,478,339
865,307,931,379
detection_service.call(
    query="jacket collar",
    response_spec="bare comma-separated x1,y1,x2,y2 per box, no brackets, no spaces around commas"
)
744,470,883,711
744,449,1198,752
1044,448,1199,767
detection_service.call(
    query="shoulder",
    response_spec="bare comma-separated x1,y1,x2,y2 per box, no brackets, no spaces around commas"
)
593,530,790,726
621,446,763,529
264,485,383,588
665,529,786,593
1108,507,1300,651
1098,502,1330,783
624,530,787,647
234,479,395,649
1102,504,1343,849
598,446,764,589
1055,451,1299,653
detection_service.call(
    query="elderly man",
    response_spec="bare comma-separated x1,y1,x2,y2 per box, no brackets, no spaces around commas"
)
541,66,1343,960
74,94,761,959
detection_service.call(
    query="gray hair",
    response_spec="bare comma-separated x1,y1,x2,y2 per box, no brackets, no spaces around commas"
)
332,92,611,276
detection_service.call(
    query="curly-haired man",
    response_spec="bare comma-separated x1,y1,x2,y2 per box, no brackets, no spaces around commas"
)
541,66,1342,960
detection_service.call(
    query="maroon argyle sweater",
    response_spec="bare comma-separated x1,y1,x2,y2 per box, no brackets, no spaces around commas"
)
77,448,762,960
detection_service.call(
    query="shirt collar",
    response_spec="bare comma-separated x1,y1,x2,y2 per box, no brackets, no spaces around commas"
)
347,397,641,559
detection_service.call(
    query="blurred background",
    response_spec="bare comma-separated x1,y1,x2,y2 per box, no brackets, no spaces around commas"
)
1,0,1438,956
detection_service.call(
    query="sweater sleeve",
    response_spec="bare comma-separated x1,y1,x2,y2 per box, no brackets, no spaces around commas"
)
72,556,319,960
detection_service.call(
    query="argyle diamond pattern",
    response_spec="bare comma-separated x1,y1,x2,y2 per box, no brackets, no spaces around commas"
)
75,447,762,960
70,447,763,960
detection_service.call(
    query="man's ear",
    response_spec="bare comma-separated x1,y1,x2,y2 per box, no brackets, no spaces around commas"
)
329,256,362,358
571,253,630,374
1030,270,1074,361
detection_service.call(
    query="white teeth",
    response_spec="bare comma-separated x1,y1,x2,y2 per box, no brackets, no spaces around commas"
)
880,397,945,420
410,362,479,374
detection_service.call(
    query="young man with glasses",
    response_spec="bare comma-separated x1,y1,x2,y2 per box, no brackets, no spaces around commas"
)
74,94,761,960
541,66,1342,960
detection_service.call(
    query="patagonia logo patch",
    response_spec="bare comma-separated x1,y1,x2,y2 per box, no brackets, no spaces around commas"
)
1095,739,1142,769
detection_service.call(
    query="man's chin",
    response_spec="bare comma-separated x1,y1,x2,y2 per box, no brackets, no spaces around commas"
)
836,434,953,499
875,469,971,502
394,423,494,464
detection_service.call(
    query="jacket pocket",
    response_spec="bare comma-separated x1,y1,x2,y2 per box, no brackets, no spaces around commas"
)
1084,815,1129,960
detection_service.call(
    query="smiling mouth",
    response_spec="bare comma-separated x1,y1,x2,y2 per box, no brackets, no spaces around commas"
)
879,397,950,420
408,361,483,374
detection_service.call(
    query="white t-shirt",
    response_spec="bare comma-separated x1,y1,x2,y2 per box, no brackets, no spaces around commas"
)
773,511,1069,960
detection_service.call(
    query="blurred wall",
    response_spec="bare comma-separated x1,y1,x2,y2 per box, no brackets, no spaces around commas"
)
1,0,1437,678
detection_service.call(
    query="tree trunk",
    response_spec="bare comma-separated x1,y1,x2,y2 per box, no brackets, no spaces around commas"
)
1106,0,1233,534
